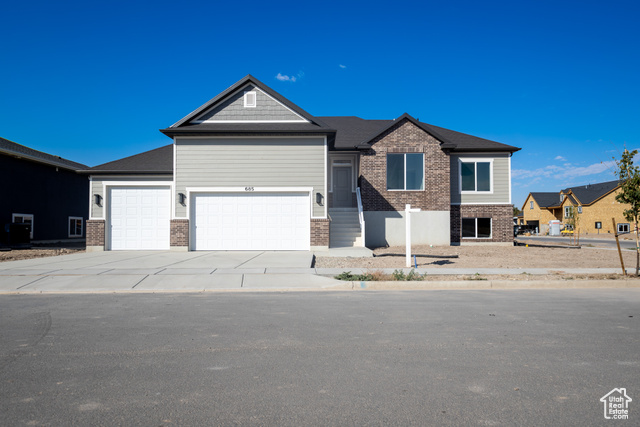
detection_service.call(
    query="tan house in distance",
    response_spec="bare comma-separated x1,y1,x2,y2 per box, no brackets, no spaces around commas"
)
521,192,562,234
522,180,630,235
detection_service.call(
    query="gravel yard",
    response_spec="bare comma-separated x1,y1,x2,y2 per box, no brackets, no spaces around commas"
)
315,243,638,270
0,247,84,262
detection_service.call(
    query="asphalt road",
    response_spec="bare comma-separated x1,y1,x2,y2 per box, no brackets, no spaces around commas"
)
518,235,638,250
1,290,639,426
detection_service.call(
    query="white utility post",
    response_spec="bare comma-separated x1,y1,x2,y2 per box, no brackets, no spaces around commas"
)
405,204,421,267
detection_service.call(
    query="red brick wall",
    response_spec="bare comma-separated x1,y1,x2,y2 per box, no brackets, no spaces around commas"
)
170,219,189,247
86,220,105,247
450,205,513,243
360,119,450,211
311,218,330,247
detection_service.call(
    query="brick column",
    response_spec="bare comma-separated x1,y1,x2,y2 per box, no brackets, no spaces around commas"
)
170,219,189,250
311,218,330,248
86,220,105,251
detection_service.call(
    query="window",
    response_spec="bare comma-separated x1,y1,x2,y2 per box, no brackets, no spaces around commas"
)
387,153,424,190
12,213,34,239
618,223,630,234
577,206,582,214
530,201,534,210
462,218,492,239
69,217,83,237
564,206,573,218
244,91,257,107
460,159,492,192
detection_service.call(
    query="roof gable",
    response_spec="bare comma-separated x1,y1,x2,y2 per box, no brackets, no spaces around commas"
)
192,84,308,124
566,180,621,205
168,75,328,128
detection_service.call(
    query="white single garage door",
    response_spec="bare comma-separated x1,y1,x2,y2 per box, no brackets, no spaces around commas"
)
192,192,310,251
109,187,171,250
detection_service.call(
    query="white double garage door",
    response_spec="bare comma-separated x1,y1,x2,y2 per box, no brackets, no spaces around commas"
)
108,187,310,251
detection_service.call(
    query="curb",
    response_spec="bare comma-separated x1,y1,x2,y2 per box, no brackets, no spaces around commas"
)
336,279,640,290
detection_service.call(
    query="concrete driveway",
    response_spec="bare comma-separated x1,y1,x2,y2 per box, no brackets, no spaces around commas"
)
0,251,338,293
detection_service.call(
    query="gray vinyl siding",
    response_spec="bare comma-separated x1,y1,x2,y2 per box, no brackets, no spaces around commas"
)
175,137,326,217
89,176,172,219
194,85,306,122
450,153,511,204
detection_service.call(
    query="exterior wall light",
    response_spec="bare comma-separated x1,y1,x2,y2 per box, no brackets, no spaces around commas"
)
179,193,187,206
316,192,323,206
94,194,102,207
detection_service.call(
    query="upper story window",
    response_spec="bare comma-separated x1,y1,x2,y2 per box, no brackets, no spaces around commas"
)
530,201,534,210
564,206,573,218
459,159,492,193
387,153,424,191
244,91,257,107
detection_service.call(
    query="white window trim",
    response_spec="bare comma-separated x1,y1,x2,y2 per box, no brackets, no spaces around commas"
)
68,216,83,238
618,223,630,233
12,213,34,239
462,217,493,239
243,91,257,108
530,201,534,210
386,153,425,192
564,206,572,218
458,158,494,194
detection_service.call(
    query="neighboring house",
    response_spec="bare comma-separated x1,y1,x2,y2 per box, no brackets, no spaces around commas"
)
82,75,520,252
522,180,628,235
0,137,89,244
560,180,628,234
521,192,562,233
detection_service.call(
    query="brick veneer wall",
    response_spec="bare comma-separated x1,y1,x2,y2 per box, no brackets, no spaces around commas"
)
450,205,513,243
311,218,330,247
86,220,105,247
360,120,450,211
170,219,189,247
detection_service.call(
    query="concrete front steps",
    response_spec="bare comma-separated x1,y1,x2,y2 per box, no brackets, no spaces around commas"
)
329,208,364,248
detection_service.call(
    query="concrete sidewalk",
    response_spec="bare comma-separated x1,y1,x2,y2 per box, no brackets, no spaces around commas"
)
0,250,638,293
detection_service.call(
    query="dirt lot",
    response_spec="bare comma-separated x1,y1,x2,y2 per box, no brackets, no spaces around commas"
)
315,242,640,282
0,247,84,263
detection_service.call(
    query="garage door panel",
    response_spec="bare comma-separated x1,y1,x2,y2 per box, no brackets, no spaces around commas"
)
192,192,310,251
109,187,170,250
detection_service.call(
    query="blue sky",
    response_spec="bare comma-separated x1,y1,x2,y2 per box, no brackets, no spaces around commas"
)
1,0,638,208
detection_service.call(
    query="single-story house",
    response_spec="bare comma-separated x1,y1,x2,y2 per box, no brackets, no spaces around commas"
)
0,137,89,244
82,75,520,251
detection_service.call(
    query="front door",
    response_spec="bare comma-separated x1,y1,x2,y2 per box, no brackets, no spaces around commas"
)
333,167,352,207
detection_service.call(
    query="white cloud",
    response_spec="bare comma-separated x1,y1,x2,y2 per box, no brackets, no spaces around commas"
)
276,73,296,82
275,71,305,82
512,160,617,182
339,64,347,69
554,155,566,161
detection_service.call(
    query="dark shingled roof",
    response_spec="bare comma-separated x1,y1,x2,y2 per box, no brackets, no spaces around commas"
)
0,136,88,171
83,144,173,174
161,122,334,137
319,115,520,152
565,180,621,205
530,192,562,208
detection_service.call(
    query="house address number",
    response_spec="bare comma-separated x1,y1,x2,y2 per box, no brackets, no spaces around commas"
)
245,187,254,191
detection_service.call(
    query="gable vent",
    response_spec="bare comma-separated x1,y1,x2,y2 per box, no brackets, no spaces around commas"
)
244,91,257,108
